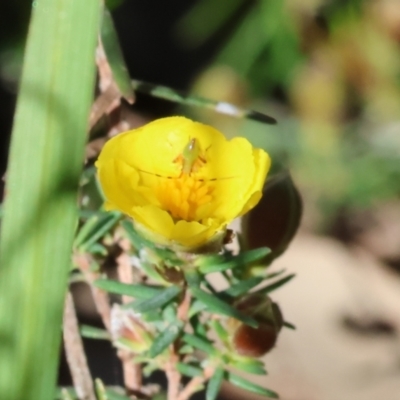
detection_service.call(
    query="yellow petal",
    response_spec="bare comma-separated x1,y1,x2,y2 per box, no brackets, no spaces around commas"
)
131,205,174,240
171,219,224,248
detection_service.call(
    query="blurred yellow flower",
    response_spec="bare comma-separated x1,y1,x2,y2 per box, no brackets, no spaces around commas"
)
96,116,271,249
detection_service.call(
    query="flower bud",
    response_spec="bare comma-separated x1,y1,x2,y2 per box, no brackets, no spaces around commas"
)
232,322,278,358
110,305,153,354
241,172,302,264
230,293,283,357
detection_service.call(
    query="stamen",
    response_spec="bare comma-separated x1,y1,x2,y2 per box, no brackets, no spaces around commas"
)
156,173,214,222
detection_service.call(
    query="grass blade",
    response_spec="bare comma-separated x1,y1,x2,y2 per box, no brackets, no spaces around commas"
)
0,1,101,399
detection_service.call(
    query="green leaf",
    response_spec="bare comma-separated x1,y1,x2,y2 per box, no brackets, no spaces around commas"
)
256,274,295,295
86,243,108,256
148,321,183,358
179,344,194,355
73,213,101,248
184,269,202,287
0,0,101,399
60,388,76,400
176,363,203,378
188,299,207,318
206,366,224,400
182,333,216,356
95,379,108,400
227,373,279,398
229,358,267,375
198,248,271,274
209,320,229,344
223,276,263,297
101,8,134,103
94,279,163,300
80,325,110,340
265,269,286,280
130,286,182,313
74,211,121,251
162,304,177,323
190,287,258,328
283,321,296,330
55,387,78,400
121,219,151,250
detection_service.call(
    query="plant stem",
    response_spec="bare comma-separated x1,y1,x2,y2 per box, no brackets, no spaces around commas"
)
166,286,192,400
176,366,214,400
75,254,112,331
117,249,143,391
63,292,96,400
166,351,181,400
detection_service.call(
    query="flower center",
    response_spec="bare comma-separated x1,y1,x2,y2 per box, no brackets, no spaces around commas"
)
156,174,214,222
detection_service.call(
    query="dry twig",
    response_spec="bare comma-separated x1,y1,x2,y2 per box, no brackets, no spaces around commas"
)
63,292,96,400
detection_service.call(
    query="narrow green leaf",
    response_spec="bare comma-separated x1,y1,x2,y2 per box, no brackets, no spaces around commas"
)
121,219,150,250
256,274,295,295
188,299,207,318
184,269,202,287
130,286,182,313
223,276,263,297
95,379,109,400
227,373,279,398
73,213,102,249
101,8,134,103
176,363,203,378
230,359,267,375
179,344,194,355
60,388,76,400
131,80,276,125
265,269,286,280
87,243,108,256
0,1,101,399
198,248,271,274
55,388,77,400
206,366,224,400
210,320,229,344
182,333,216,356
78,212,121,251
94,279,163,300
148,321,183,358
283,321,296,330
80,325,110,340
190,287,258,328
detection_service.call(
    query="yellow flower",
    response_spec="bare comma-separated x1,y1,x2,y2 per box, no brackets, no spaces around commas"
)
96,116,271,249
